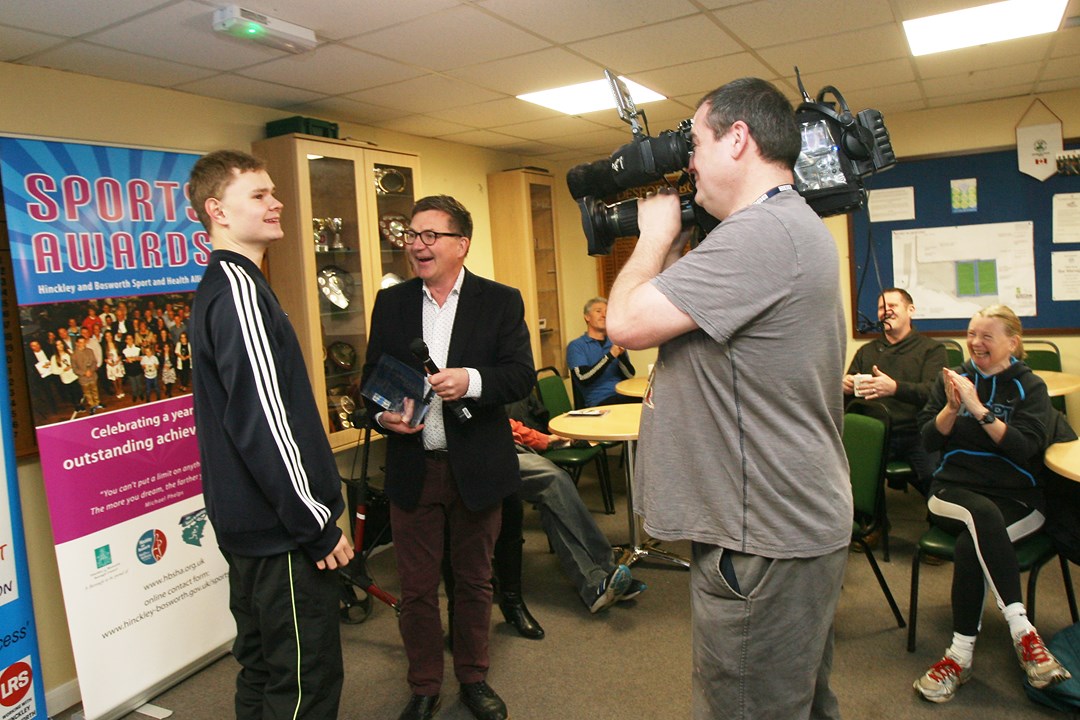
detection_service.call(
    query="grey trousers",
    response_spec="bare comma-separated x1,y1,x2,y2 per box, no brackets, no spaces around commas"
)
517,453,616,606
690,543,847,720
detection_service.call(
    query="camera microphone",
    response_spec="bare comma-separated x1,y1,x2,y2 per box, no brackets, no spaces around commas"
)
409,338,473,423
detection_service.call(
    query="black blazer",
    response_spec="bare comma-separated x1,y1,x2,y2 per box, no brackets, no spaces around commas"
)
361,270,535,511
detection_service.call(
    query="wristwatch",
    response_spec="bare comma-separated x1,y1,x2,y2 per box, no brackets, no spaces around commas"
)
979,410,996,425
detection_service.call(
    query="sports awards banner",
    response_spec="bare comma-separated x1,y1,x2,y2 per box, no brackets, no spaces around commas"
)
0,310,45,720
0,137,232,720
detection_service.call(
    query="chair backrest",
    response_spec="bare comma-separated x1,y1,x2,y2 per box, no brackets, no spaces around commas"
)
1024,340,1063,372
940,338,965,367
536,366,573,419
842,407,890,522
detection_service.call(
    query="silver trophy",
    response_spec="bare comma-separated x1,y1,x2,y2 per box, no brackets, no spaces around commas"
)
329,217,345,250
313,217,329,252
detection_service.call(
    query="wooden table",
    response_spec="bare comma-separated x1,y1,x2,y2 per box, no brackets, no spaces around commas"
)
615,377,649,398
1046,440,1080,482
549,404,688,568
1034,370,1080,398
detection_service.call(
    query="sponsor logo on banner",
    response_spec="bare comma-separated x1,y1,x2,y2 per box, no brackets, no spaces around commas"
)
0,657,35,718
136,529,167,565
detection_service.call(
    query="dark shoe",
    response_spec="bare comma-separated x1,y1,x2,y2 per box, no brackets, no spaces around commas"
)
618,578,647,602
398,694,440,720
499,592,545,639
459,681,507,720
588,564,631,613
921,553,946,566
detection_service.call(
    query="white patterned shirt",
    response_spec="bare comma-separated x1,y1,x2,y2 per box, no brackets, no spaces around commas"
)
421,268,482,451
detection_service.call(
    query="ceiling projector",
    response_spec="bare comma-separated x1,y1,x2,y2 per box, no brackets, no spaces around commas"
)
212,5,317,54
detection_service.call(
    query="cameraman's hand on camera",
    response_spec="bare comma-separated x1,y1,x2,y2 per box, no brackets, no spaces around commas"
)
638,187,691,269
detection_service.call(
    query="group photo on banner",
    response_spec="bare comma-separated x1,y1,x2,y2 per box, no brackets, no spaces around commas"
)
0,136,232,720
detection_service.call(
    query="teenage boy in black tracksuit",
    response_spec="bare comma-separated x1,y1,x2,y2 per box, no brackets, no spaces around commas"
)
189,150,353,720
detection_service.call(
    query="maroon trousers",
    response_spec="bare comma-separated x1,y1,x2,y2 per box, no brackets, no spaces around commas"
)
389,455,502,695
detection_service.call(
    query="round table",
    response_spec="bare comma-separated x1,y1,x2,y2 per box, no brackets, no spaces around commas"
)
615,377,649,399
549,404,687,569
1046,440,1080,483
1034,370,1080,398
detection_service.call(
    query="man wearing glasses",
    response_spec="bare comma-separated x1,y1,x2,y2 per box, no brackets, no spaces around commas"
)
362,195,534,720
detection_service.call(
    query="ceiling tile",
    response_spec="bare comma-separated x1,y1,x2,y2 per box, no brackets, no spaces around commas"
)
758,25,910,77
492,115,608,141
914,35,1054,79
341,5,549,72
238,44,424,95
256,0,463,41
371,114,475,137
849,81,926,111
568,15,739,75
0,0,173,36
435,129,529,148
437,97,563,129
89,1,291,71
633,54,778,99
786,59,917,98
713,0,896,47
25,41,217,87
0,25,67,61
924,82,1035,108
292,96,412,125
346,74,503,114
488,138,571,155
1050,25,1080,58
448,48,603,96
478,0,701,44
922,63,1043,99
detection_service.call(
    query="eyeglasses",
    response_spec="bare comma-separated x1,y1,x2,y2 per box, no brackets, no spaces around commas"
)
403,229,463,246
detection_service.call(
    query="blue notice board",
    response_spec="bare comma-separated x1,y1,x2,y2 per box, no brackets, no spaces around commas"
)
850,144,1080,335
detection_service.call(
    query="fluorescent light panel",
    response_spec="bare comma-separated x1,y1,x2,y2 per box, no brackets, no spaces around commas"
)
517,77,665,115
903,0,1067,56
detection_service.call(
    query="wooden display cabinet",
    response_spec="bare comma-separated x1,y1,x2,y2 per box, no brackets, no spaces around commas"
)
488,169,566,375
252,133,420,450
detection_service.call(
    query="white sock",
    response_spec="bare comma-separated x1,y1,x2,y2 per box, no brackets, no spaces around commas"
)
1003,602,1036,640
946,632,977,668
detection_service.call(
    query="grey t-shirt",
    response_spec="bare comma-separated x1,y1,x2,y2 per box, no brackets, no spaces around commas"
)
636,190,851,559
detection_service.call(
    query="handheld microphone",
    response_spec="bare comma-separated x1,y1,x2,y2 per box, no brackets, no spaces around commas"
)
409,338,473,423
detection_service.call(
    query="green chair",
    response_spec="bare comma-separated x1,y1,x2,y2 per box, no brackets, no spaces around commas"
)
535,367,615,514
1025,340,1066,416
940,338,965,367
843,410,906,627
906,526,1078,652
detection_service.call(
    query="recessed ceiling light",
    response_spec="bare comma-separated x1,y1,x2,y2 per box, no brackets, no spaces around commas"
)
517,77,665,115
903,0,1067,56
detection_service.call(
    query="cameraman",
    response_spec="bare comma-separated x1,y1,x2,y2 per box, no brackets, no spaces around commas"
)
607,78,850,720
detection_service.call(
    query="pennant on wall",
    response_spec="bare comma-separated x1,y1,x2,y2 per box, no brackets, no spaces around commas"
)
1016,99,1063,181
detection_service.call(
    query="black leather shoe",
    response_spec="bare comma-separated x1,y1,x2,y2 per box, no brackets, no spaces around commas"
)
499,592,545,639
459,681,507,720
398,694,440,720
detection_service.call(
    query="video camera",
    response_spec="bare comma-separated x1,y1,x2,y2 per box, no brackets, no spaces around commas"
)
566,70,715,256
792,68,896,216
566,68,897,255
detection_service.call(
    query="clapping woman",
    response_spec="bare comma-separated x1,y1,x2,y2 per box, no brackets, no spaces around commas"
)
913,305,1069,702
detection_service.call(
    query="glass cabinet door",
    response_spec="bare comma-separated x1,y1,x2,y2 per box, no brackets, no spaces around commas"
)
307,154,367,435
530,181,564,374
369,158,418,286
